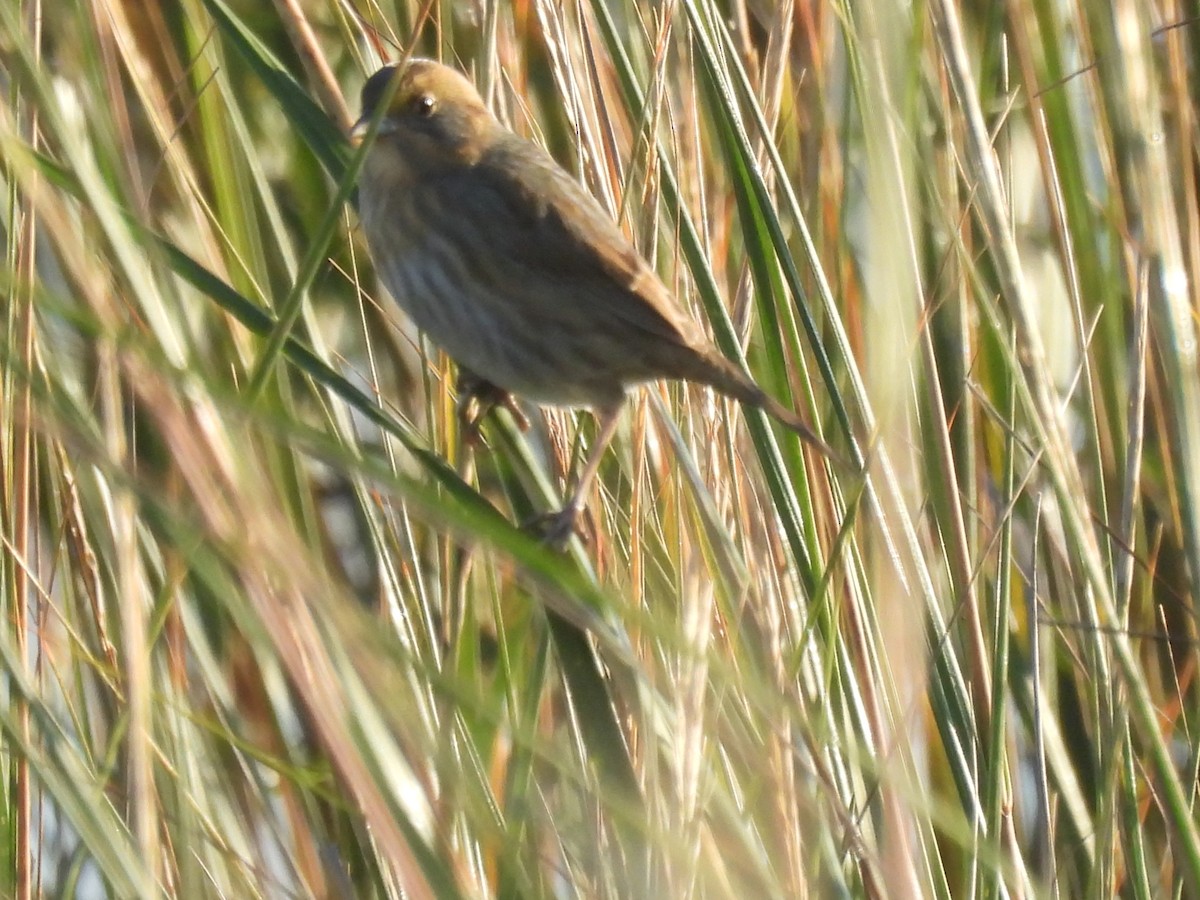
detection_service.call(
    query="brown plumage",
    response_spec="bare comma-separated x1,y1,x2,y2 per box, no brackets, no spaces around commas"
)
352,59,836,542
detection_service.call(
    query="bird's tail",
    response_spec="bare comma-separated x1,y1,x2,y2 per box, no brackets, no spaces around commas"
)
691,351,849,468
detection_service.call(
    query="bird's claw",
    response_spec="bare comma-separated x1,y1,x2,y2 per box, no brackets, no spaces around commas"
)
456,372,529,446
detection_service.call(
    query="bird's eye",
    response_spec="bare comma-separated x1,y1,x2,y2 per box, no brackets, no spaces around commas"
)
412,95,436,117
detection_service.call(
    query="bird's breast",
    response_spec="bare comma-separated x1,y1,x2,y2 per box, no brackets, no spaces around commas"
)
360,178,628,410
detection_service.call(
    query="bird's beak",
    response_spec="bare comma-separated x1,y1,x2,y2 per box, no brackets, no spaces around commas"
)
350,115,394,146
349,116,371,146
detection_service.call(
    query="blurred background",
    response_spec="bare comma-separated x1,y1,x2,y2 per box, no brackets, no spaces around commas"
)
2,0,1198,896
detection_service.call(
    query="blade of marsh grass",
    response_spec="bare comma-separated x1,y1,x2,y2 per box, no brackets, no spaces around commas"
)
687,2,966,687
6,138,482,503
0,632,156,897
685,9,982,881
1090,2,1200,604
984,387,1019,897
588,0,827,593
201,0,350,182
484,419,645,801
241,121,364,400
930,0,1200,882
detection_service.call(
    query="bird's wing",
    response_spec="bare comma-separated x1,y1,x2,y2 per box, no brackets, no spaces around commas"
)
444,134,709,352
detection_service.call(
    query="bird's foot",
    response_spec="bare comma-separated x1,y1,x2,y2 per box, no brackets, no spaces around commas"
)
456,371,529,446
524,502,592,550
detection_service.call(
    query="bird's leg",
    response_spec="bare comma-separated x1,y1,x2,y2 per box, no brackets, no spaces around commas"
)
536,404,623,549
456,368,529,446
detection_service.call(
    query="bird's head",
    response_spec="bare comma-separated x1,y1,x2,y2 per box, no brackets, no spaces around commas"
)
351,60,493,172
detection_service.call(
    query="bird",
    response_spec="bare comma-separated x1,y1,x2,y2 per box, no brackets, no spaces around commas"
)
351,59,839,545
